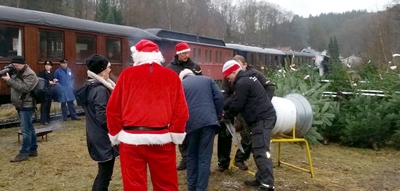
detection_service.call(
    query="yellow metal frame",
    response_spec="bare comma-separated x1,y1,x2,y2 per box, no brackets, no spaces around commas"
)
271,125,315,178
229,125,315,178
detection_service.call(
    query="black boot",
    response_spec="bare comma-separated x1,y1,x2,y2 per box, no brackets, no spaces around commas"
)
216,165,228,172
244,179,260,187
234,161,249,170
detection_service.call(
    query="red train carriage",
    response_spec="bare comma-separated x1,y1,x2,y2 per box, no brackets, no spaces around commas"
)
0,5,160,104
145,28,234,81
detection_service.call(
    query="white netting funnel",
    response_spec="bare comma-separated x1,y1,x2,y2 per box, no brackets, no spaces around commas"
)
271,93,313,138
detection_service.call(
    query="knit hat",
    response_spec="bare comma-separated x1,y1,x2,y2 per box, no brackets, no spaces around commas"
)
11,56,25,64
222,60,241,78
130,40,164,66
175,42,191,55
85,54,110,74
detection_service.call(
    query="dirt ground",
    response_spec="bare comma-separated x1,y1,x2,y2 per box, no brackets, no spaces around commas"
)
0,117,399,191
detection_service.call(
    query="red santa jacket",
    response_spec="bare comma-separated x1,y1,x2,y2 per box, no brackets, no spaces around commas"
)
106,63,189,145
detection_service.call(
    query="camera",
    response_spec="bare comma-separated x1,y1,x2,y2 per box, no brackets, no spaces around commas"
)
0,64,16,76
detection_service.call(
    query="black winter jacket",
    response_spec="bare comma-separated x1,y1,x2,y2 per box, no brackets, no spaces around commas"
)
224,70,276,126
79,80,119,162
167,55,202,75
221,68,275,101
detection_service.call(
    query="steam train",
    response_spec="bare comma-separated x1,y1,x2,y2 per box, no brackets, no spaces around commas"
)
0,5,315,104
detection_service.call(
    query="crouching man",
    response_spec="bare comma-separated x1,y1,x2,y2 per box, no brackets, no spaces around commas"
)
221,60,276,191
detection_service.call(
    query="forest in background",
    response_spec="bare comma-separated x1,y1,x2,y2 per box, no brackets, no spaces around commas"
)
0,0,399,65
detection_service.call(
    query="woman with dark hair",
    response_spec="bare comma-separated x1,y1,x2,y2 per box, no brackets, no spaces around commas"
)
38,60,58,125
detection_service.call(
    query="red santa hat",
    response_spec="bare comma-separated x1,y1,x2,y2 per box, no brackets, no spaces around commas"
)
222,60,242,78
175,42,191,55
130,40,165,66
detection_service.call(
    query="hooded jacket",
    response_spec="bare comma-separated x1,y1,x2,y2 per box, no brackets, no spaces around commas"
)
167,55,202,75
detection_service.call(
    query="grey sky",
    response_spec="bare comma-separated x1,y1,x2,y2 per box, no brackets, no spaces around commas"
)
265,0,394,17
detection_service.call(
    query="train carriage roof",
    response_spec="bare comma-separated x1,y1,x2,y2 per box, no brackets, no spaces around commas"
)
226,43,285,55
146,28,226,47
282,50,315,57
0,5,160,41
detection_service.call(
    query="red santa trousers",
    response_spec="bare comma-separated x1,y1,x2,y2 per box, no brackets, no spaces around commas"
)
119,142,178,191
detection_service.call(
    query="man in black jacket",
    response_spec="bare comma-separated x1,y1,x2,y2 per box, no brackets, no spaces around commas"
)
221,60,276,191
217,55,275,172
166,41,202,171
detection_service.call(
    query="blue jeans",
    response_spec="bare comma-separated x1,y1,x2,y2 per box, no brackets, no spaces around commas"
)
18,109,37,154
61,101,77,119
186,125,216,191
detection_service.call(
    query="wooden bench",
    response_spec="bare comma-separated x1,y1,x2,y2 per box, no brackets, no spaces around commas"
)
17,126,53,143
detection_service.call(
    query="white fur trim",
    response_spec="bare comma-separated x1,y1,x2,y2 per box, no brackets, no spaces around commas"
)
117,130,173,145
108,134,120,146
176,48,190,55
87,70,116,91
179,69,194,81
132,51,165,66
170,132,186,145
130,46,137,53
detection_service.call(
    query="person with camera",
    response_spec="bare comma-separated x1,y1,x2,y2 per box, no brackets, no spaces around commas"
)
38,60,58,125
1,56,39,162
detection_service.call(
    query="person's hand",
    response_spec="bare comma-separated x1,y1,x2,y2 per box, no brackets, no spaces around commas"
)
53,78,58,83
1,72,10,81
49,80,56,84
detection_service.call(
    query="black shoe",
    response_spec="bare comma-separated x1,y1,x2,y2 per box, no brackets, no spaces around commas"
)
216,165,228,172
29,151,38,157
10,153,29,163
258,184,275,191
177,160,186,171
234,161,249,170
71,118,80,121
244,179,261,187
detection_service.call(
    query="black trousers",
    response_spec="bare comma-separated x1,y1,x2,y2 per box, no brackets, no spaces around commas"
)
217,121,252,167
178,137,188,162
251,118,276,187
40,94,52,124
92,157,116,191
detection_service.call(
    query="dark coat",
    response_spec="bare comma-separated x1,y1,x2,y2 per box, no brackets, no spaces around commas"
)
182,75,224,134
80,80,118,162
54,67,75,102
38,70,57,99
224,70,275,126
221,68,275,101
167,55,202,75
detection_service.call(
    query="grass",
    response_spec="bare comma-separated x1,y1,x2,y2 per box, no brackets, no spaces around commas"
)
0,118,400,191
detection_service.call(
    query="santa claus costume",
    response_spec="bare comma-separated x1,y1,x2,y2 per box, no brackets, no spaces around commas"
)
106,40,189,191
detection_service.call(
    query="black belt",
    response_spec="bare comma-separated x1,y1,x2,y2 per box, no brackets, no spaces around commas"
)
123,126,168,131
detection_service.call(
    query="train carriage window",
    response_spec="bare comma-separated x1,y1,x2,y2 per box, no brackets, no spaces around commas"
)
76,34,96,62
105,38,121,63
209,50,212,64
198,49,202,63
39,30,63,60
193,48,197,62
219,51,222,64
205,49,208,64
0,25,22,59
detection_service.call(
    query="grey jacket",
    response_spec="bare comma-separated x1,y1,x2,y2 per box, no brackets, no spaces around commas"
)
6,65,38,109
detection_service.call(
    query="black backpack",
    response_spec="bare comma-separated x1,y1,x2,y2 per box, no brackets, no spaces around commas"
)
31,77,47,103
